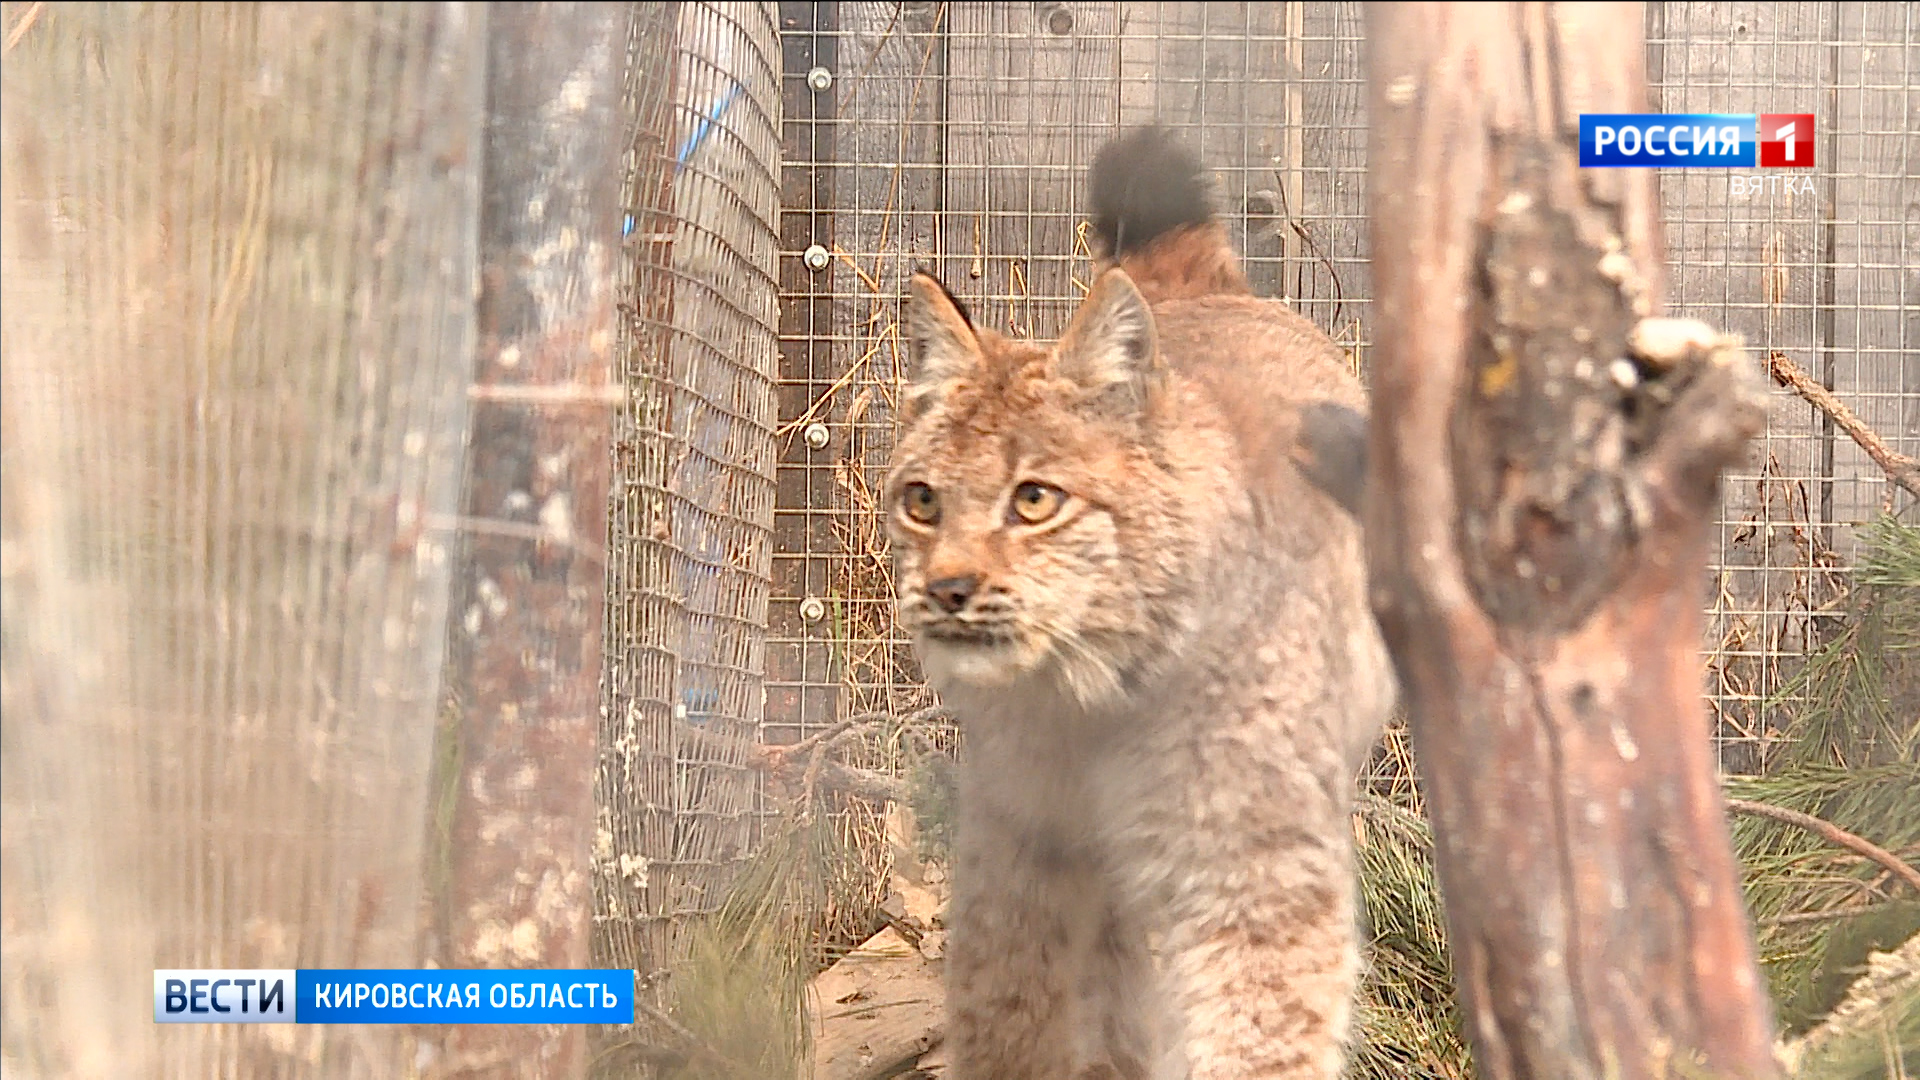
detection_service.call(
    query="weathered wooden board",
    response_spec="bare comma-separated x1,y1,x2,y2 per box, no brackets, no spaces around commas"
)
1111,3,1372,351
944,2,1121,339
771,0,846,739
1651,1,1915,764
1822,1,1919,523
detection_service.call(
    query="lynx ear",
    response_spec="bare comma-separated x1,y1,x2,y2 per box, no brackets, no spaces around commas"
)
903,271,982,413
1054,268,1161,415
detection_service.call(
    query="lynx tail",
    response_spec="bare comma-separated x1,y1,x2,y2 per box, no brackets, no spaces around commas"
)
1088,126,1250,302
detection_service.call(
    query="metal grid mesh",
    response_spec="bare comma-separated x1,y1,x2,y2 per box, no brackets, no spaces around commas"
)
1651,2,1918,772
2,4,485,1074
771,2,1371,749
597,0,783,982
770,0,1917,773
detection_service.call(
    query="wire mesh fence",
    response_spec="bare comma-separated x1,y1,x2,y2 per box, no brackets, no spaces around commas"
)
771,1,1375,767
1652,1,1918,772
1,4,488,1075
1,2,1911,1073
770,0,1916,799
597,0,784,988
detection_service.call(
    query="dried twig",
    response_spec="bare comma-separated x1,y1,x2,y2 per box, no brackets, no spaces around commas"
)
1768,351,1920,498
4,1,45,54
756,707,949,807
770,717,861,767
1725,797,1920,896
790,757,906,805
1757,905,1899,929
423,511,609,566
800,734,833,814
466,382,625,406
760,706,951,767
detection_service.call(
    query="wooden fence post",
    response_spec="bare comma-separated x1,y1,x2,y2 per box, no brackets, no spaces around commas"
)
435,4,624,1078
1362,4,1782,1077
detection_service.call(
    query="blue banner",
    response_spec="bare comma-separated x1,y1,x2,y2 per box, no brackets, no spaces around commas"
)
156,969,634,1024
1580,113,1755,168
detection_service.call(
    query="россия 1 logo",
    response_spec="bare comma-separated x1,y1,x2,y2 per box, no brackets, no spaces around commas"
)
1580,114,1814,168
1757,113,1815,167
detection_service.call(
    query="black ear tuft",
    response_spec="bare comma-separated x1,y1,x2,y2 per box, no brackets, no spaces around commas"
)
1291,401,1370,517
1089,127,1218,258
912,264,975,331
903,271,983,413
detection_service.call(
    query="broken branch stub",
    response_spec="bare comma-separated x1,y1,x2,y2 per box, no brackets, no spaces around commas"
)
1364,4,1779,1079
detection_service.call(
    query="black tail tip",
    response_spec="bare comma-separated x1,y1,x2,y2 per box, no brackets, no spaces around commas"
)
1089,126,1217,258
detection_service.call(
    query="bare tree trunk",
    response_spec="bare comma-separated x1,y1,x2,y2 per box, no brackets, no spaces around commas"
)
1362,4,1781,1078
432,4,624,1079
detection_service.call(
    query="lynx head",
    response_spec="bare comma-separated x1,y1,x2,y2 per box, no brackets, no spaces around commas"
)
883,269,1210,709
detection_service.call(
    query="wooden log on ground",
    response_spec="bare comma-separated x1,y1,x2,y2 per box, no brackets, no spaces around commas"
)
808,926,946,1080
1362,4,1782,1078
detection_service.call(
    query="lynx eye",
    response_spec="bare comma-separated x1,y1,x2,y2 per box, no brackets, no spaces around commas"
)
901,482,941,525
1010,481,1067,525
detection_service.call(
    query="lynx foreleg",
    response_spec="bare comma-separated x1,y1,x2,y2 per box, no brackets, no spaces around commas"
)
1159,855,1358,1080
947,800,1146,1080
1129,707,1364,1079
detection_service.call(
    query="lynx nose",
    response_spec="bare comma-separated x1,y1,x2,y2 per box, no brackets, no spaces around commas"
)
926,575,980,614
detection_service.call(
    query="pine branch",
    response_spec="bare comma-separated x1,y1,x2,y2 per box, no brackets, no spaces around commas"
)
1725,797,1920,895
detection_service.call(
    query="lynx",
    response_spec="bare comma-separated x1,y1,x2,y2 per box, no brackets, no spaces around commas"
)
883,128,1394,1080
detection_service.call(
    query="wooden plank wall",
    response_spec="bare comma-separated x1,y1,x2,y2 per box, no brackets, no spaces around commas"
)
1827,3,1918,515
771,0,843,740
1116,2,1372,349
945,2,1121,339
1652,2,1915,765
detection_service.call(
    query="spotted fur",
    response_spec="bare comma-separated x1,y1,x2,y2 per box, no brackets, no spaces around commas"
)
885,128,1394,1080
